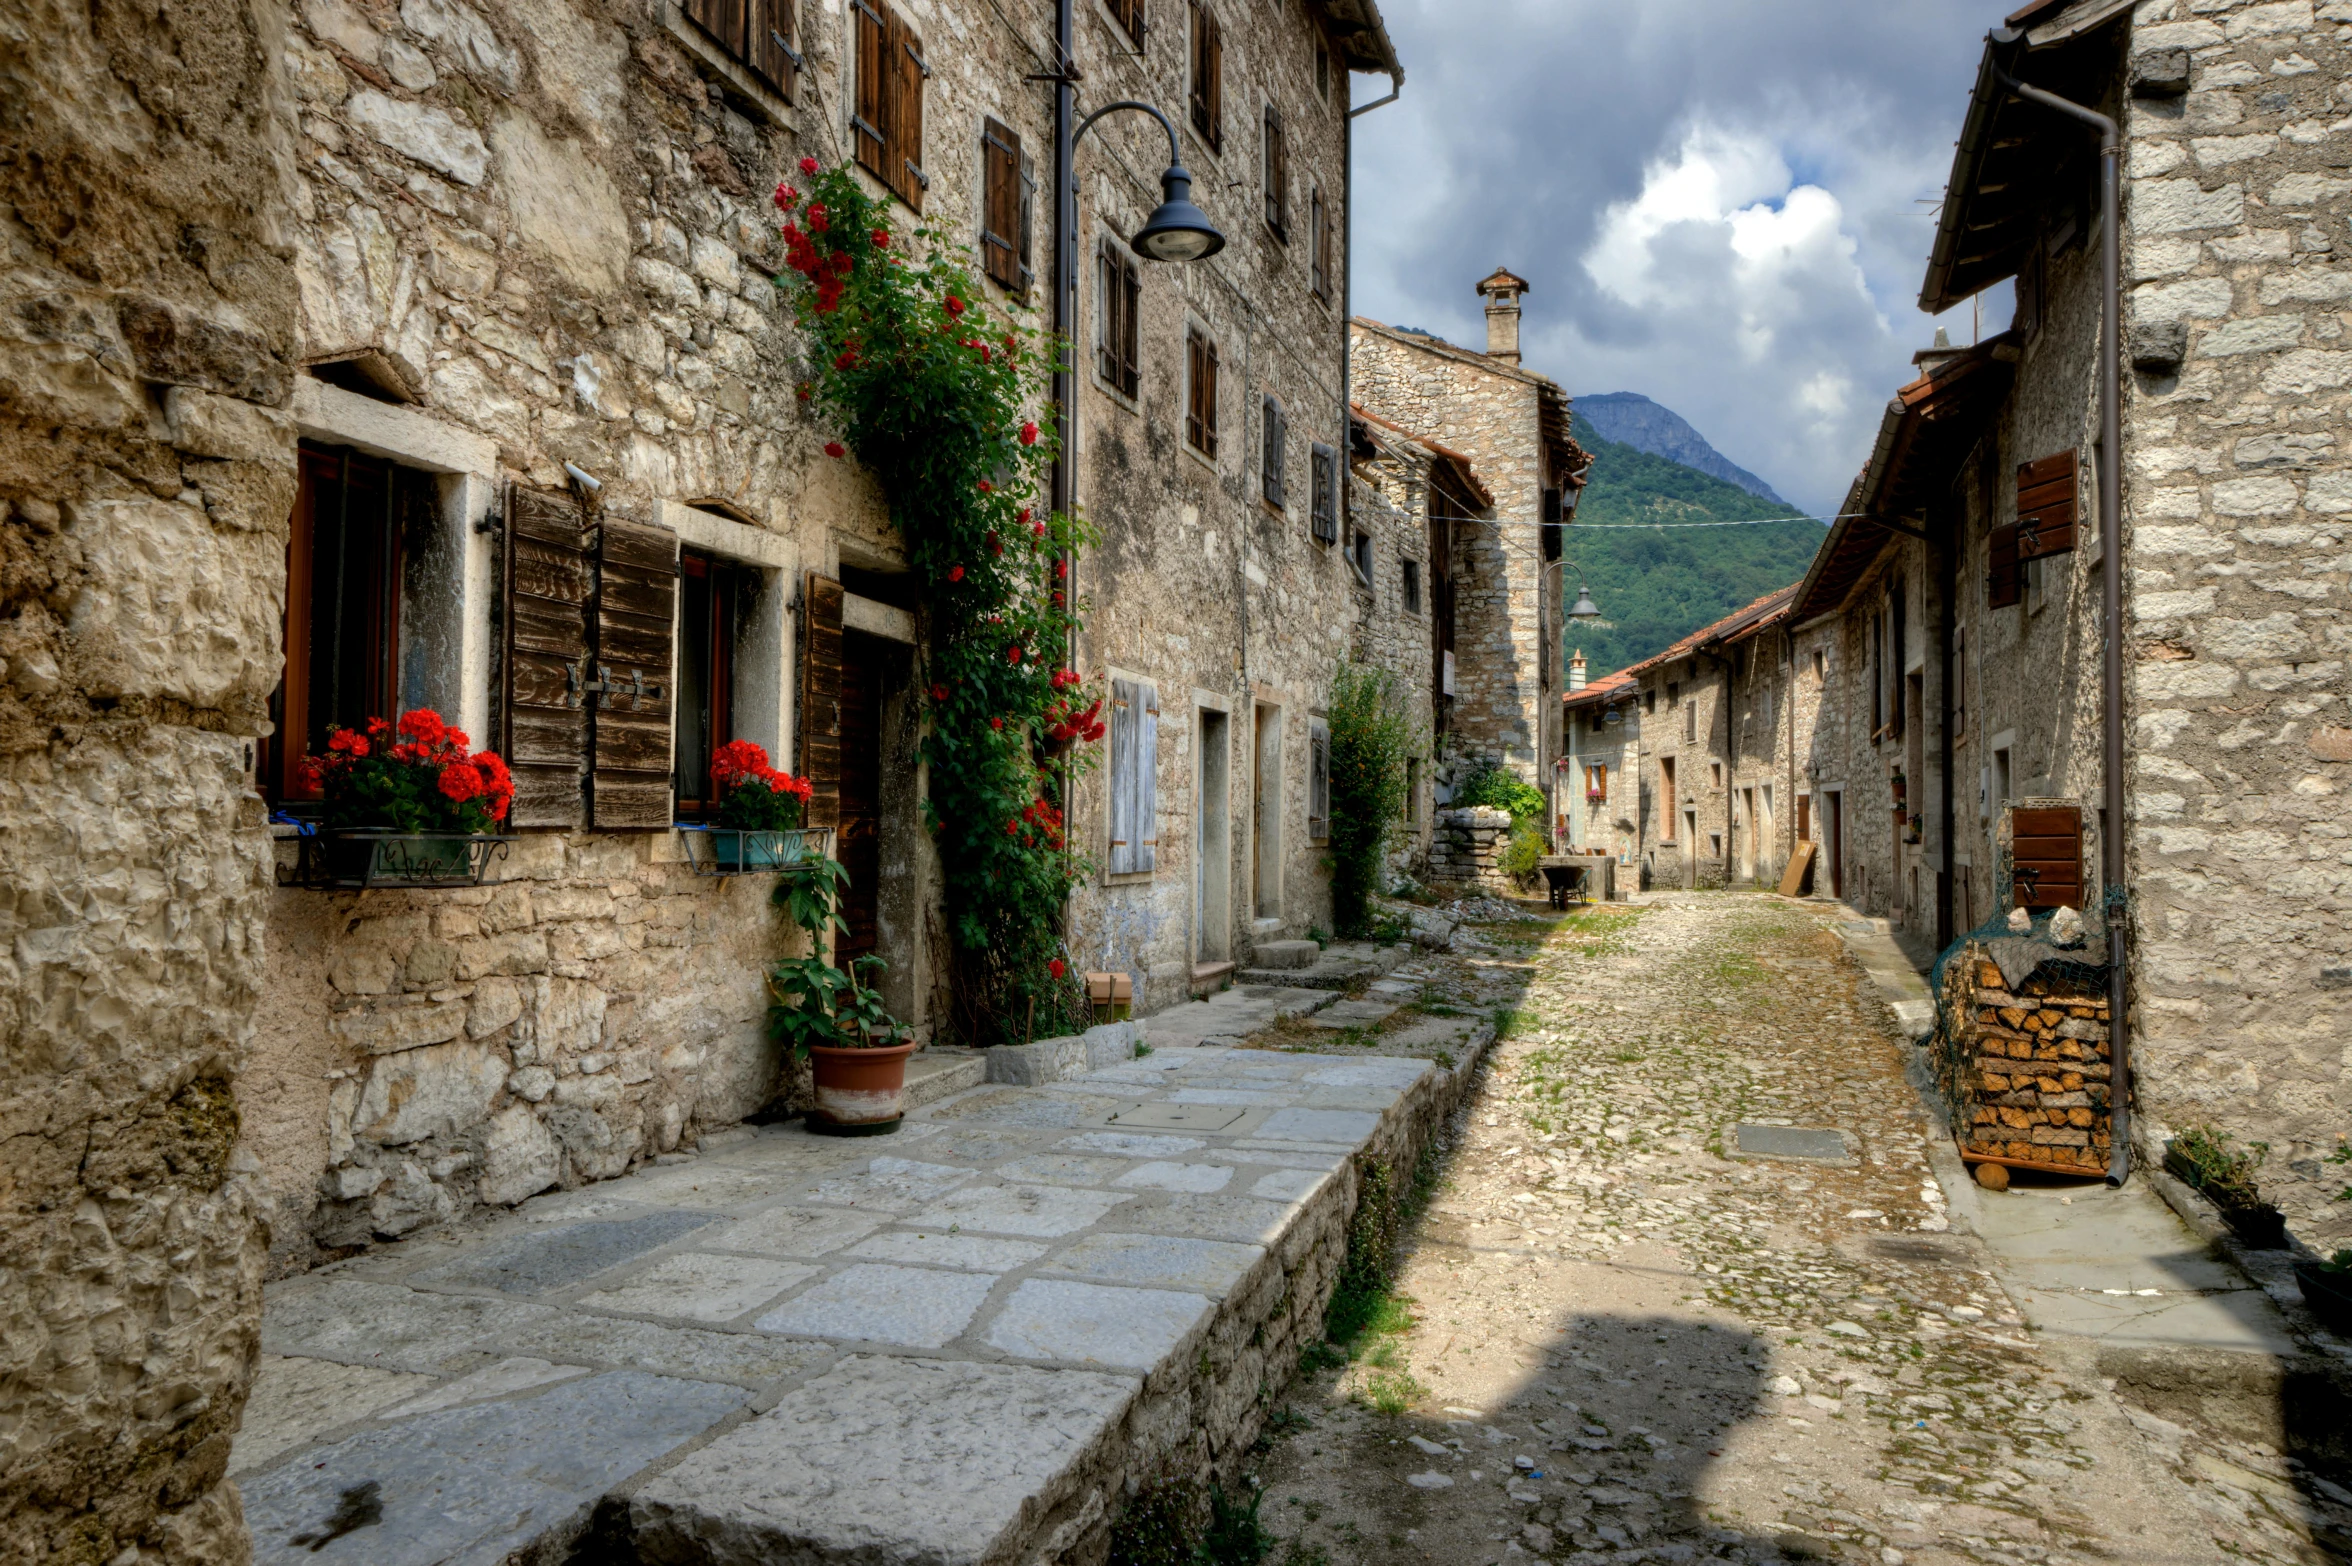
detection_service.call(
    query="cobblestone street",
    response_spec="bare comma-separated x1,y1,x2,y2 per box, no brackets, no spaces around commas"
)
1252,893,2347,1566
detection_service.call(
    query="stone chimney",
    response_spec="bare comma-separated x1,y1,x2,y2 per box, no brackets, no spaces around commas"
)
1569,648,1587,693
1476,267,1530,366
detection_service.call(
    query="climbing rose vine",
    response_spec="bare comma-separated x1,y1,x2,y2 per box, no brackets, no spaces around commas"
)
776,163,1103,1044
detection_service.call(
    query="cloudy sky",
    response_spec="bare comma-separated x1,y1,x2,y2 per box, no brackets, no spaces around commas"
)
1350,0,2013,518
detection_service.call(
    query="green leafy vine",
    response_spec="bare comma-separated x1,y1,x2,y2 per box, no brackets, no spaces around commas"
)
774,160,1104,1044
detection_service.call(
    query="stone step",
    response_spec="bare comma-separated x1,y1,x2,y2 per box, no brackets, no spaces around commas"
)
1190,959,1237,992
236,1036,1472,1566
1250,938,1321,970
1238,941,1410,992
904,1049,987,1111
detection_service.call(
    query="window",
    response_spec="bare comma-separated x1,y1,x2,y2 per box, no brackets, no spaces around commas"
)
1347,528,1371,584
1870,609,1884,736
1585,763,1607,803
1261,393,1286,506
680,0,800,100
1262,103,1289,238
1684,700,1697,743
1643,689,1655,715
1315,40,1330,101
1096,240,1140,396
1404,756,1420,824
1107,676,1160,873
979,117,1034,295
1988,518,2022,608
1108,0,1144,46
265,443,419,801
853,0,926,211
1310,442,1338,544
1660,757,1677,828
1812,647,1826,684
1402,557,1422,615
1307,717,1330,842
1186,328,1219,457
1710,762,1722,790
673,549,749,816
1666,681,1680,706
1188,1,1222,151
1309,184,1329,299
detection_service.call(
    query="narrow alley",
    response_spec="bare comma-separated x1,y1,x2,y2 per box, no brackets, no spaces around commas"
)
1251,894,2346,1566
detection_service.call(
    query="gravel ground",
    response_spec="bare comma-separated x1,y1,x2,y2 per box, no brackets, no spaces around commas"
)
1243,892,2342,1566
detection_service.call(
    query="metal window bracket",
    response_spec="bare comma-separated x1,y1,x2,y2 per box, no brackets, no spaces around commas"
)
771,31,803,68
906,42,931,77
906,159,929,190
852,113,885,144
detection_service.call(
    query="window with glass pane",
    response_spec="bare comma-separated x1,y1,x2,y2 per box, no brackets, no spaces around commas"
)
673,549,745,816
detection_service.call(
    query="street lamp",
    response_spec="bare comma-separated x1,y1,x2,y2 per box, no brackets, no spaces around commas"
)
1071,101,1226,263
1568,581,1602,621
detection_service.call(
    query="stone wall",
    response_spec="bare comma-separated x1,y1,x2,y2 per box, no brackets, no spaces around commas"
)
1347,443,1448,874
1427,805,1513,892
0,0,295,1556
1352,316,1560,785
2114,0,2352,1243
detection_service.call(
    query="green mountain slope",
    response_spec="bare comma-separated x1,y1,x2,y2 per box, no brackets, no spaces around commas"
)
1561,412,1827,683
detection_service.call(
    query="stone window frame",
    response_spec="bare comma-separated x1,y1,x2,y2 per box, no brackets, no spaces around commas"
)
1400,555,1422,617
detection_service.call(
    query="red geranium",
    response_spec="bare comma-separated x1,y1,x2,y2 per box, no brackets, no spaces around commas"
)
944,295,966,317
1019,422,1039,446
1048,958,1066,979
708,740,811,831
949,565,965,582
305,708,511,831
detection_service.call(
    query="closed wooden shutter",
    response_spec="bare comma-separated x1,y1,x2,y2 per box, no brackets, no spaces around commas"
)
2016,450,2078,560
503,484,594,831
683,0,745,59
1263,104,1287,234
888,11,926,210
1987,520,2022,607
1310,443,1337,543
1797,792,1809,841
1201,338,1218,457
2011,803,2083,911
747,0,799,100
1109,0,1144,43
1190,2,1221,150
1099,244,1140,395
1261,397,1285,506
1017,146,1036,293
1308,718,1329,842
852,0,889,186
799,572,844,829
1187,331,1218,456
1108,678,1159,874
589,517,678,832
982,118,1020,291
1310,186,1328,297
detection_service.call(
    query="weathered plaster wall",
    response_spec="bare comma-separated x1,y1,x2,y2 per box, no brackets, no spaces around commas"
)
2117,0,2352,1239
0,0,295,1556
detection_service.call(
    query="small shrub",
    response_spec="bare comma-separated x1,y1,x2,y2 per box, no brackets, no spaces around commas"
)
1452,760,1546,825
1327,662,1420,937
1499,819,1546,884
1196,1486,1274,1566
2170,1123,2268,1206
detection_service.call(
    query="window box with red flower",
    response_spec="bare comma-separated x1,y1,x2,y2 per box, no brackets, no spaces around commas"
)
678,741,830,875
279,710,519,888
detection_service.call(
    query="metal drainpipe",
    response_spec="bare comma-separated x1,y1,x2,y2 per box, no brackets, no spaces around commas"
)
1721,652,1734,886
1991,53,2129,1186
1938,520,1956,952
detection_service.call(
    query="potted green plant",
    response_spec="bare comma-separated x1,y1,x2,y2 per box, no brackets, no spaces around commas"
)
2165,1124,2286,1249
292,710,516,887
766,853,916,1134
683,740,816,873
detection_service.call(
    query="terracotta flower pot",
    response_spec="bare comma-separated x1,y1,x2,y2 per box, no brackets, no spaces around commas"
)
806,1041,917,1136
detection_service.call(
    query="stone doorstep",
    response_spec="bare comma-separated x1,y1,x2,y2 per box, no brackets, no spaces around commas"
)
904,1050,987,1111
239,1040,1473,1566
1238,943,1410,992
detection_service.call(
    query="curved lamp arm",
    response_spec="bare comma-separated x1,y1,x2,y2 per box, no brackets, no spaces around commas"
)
1072,99,1181,165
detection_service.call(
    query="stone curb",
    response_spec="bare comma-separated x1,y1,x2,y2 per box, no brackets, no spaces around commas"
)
984,1021,1144,1086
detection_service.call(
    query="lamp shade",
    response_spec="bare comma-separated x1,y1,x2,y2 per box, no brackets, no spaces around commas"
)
1134,165,1225,262
1568,583,1603,621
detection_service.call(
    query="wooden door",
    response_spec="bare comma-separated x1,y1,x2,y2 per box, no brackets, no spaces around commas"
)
835,628,886,962
1827,791,1844,899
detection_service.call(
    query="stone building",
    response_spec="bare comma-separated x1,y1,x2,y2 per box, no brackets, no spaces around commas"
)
1559,585,1812,893
0,0,1401,1553
1789,0,2350,1237
1350,273,1589,810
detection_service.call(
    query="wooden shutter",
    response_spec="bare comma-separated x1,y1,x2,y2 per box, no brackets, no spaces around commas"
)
1987,521,2022,607
852,0,889,185
799,572,844,829
1108,678,1158,874
503,483,594,831
747,0,799,98
1310,443,1337,543
1308,718,1329,841
1265,105,1288,236
1110,0,1145,44
1310,186,1328,297
1202,338,1218,457
1116,252,1139,393
1797,792,1809,841
683,0,746,60
1185,333,1203,449
2016,450,2078,560
589,517,678,832
982,118,1020,291
888,11,926,211
2011,803,2083,911
1100,244,1139,395
1190,3,1221,150
1261,397,1285,506
1016,144,1036,293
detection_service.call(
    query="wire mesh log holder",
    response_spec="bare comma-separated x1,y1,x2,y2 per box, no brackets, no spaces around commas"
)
281,830,518,889
677,825,832,876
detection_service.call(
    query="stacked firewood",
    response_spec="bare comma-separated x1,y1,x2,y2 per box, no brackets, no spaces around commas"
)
1951,954,2112,1172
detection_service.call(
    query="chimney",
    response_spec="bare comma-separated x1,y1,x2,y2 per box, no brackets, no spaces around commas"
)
1569,649,1587,693
1476,267,1530,365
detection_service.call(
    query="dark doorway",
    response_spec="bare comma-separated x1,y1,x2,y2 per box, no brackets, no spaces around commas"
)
837,629,889,964
1827,790,1845,900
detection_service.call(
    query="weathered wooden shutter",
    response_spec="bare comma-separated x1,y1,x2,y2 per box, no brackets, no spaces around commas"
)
852,0,889,185
1116,253,1140,394
1202,338,1219,457
1261,397,1285,507
684,0,747,61
1987,520,2022,608
747,0,800,101
982,118,1020,291
1185,334,1202,449
1310,442,1337,543
2011,803,2083,911
503,483,594,831
1108,678,1158,874
1265,106,1288,235
800,572,844,829
589,517,678,832
1190,2,1221,149
1016,145,1036,293
1307,718,1330,841
889,11,927,210
1310,186,1327,296
2016,451,2078,560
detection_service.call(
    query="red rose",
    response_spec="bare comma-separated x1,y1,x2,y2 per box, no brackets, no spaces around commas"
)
825,441,846,458
1053,558,1067,580
808,203,829,233
872,229,890,248
1033,519,1048,539
797,382,814,401
931,684,949,701
1020,422,1038,446
774,181,798,209
944,295,966,317
1048,958,1066,979
800,156,819,175
1004,334,1017,353
977,479,993,494
991,716,1004,730
948,565,965,582
835,350,859,371
986,531,1003,557
1007,645,1023,664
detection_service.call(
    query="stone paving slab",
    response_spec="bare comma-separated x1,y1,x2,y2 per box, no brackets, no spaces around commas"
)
236,1026,1488,1565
